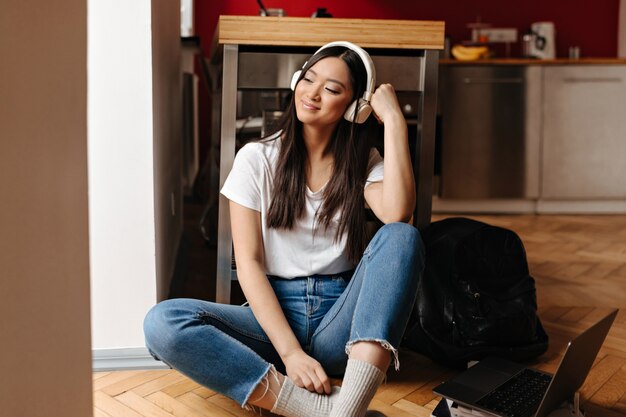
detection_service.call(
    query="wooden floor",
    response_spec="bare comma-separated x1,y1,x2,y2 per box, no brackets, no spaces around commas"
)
93,214,626,417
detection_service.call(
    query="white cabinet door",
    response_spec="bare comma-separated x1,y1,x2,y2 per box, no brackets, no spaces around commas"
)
542,65,626,199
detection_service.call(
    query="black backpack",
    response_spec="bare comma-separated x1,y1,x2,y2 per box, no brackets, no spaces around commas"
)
402,217,549,368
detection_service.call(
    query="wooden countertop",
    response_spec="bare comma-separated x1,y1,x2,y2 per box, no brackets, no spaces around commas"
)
214,15,445,50
440,58,626,65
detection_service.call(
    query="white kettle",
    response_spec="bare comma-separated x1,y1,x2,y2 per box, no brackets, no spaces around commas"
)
529,22,556,59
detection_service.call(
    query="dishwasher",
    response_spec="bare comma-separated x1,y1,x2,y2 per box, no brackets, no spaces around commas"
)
438,65,540,199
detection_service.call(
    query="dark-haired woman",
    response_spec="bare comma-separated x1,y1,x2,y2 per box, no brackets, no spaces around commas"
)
144,42,424,417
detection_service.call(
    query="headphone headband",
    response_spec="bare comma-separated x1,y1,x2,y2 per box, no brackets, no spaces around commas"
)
290,41,377,124
311,41,376,101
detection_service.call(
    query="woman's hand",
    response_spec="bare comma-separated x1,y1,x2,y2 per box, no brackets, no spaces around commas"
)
369,83,403,124
282,348,331,394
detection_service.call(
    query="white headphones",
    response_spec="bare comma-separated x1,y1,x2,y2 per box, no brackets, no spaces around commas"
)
290,41,376,124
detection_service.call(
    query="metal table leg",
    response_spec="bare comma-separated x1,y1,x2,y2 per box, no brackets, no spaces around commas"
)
415,50,439,230
215,44,238,304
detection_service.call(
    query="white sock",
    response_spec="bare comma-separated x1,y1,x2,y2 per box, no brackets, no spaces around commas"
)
329,359,385,417
271,377,341,417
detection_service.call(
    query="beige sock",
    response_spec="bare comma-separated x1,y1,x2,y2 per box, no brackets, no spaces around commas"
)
328,359,385,417
271,377,341,417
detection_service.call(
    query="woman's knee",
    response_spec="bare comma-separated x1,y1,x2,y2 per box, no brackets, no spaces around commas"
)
143,298,194,355
375,222,424,258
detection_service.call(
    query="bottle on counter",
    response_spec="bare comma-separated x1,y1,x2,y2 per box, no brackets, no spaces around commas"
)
522,33,534,58
569,46,581,59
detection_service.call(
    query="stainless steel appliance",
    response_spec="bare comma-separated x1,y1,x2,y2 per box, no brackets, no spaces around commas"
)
438,65,541,199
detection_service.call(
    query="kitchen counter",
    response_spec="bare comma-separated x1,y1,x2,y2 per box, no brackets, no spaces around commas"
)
440,58,626,65
212,15,444,54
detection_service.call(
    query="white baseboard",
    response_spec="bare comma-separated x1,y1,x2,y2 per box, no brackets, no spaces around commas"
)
432,197,626,214
537,199,626,214
432,198,537,214
92,347,169,371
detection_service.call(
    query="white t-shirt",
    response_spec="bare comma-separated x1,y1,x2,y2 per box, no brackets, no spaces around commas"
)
220,135,384,278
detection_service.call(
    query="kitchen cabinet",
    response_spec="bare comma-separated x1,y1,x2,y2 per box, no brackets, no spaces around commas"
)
434,59,626,214
541,65,626,199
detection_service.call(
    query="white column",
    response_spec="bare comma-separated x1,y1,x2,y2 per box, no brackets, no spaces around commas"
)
88,0,158,352
88,0,182,369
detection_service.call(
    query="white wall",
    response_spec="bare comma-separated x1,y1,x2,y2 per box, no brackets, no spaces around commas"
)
89,0,182,351
0,0,93,415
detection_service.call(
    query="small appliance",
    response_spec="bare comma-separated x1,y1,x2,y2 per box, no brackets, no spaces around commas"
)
528,22,556,59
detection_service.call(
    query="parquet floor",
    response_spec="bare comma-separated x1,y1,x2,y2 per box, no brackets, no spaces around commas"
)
93,215,626,417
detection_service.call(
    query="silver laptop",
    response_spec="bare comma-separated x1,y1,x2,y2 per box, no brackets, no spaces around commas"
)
433,309,618,417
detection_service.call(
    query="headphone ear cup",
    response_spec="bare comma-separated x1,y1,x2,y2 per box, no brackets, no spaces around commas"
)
344,99,372,124
343,100,358,122
290,70,302,91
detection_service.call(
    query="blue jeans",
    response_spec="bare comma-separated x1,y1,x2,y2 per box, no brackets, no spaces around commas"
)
143,222,424,406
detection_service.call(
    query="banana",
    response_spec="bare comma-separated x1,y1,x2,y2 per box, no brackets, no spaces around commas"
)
451,45,490,61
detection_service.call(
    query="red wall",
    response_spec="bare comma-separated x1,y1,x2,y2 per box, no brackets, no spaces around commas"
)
195,0,620,58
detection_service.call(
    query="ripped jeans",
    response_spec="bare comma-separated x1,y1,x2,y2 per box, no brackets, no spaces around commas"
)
143,222,424,406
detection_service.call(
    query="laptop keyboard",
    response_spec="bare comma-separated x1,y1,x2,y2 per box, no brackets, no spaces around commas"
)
476,368,552,417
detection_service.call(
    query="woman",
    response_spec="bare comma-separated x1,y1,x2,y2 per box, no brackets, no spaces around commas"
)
144,41,424,417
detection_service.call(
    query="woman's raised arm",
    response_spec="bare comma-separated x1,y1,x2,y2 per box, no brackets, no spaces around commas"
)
364,84,416,223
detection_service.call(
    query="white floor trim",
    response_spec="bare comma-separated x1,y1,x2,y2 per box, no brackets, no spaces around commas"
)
432,198,537,214
93,347,169,371
537,199,626,214
432,197,626,214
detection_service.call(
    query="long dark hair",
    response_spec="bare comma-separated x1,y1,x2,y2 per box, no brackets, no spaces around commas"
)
265,46,379,263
